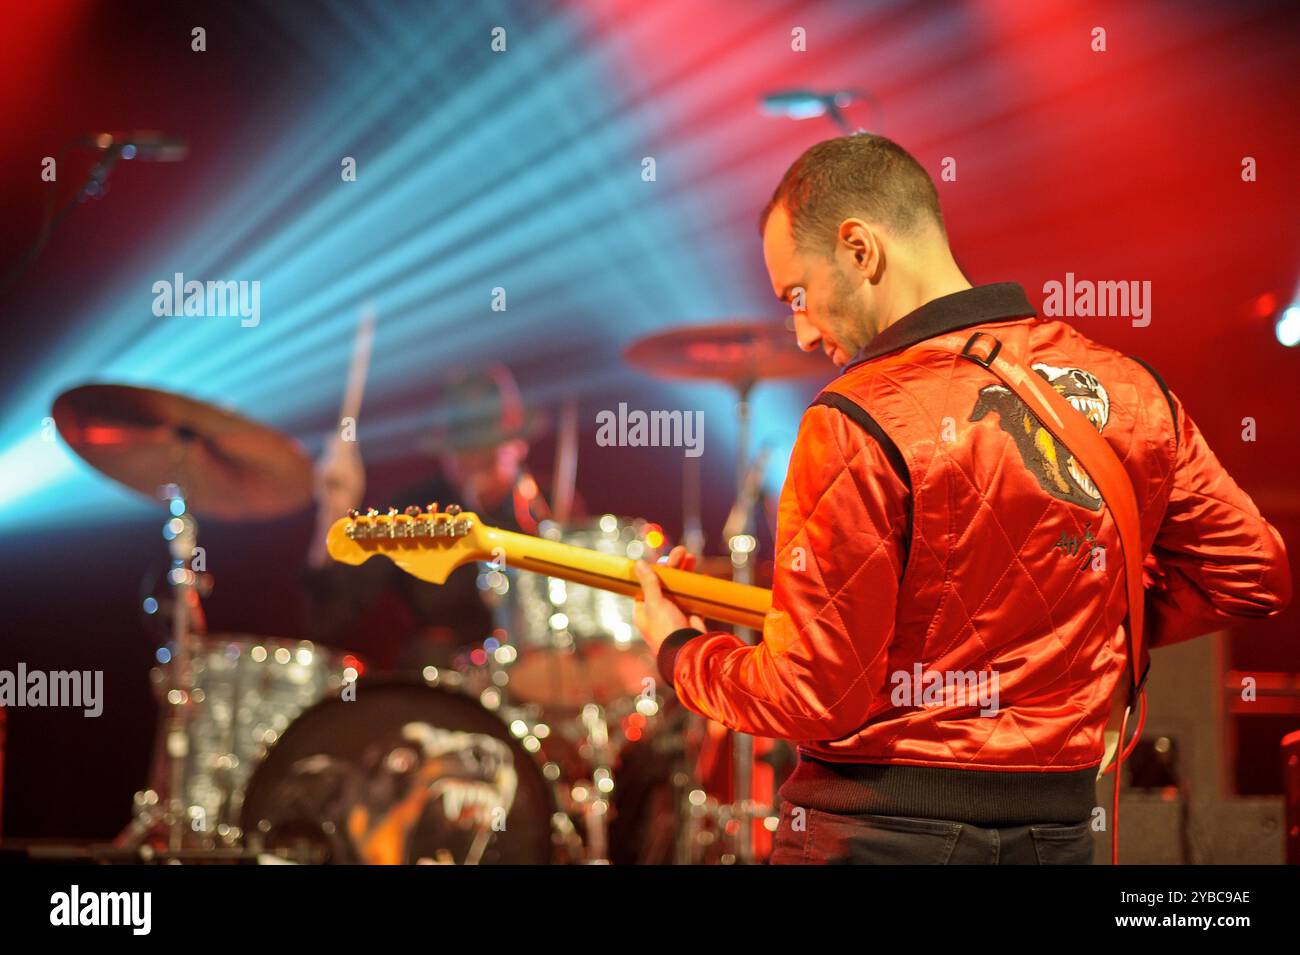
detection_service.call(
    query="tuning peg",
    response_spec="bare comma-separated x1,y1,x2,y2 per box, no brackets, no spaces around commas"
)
404,505,421,517
446,504,462,516
365,508,379,518
347,508,361,519
386,506,399,518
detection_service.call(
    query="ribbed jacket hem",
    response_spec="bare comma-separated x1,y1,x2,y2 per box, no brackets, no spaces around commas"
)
778,755,1098,826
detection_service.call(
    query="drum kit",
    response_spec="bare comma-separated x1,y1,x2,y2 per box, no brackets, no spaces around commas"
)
49,318,826,864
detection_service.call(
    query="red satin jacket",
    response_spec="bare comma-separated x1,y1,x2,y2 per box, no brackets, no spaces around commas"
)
659,283,1291,824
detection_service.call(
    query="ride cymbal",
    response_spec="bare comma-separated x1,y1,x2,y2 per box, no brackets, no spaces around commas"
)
623,319,827,389
52,384,313,520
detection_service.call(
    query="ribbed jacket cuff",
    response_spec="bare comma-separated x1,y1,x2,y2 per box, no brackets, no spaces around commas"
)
657,627,704,685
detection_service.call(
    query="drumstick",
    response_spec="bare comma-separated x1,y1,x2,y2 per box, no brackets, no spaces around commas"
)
310,306,376,567
339,305,376,428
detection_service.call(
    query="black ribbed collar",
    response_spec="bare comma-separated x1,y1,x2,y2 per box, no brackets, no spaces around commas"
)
843,282,1036,371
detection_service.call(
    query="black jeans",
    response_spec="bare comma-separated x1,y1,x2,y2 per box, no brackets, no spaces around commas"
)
769,802,1094,865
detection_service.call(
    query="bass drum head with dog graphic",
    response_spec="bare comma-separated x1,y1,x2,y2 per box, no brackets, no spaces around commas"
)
240,681,554,864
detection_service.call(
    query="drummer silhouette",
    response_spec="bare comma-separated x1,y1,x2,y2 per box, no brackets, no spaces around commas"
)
302,364,552,671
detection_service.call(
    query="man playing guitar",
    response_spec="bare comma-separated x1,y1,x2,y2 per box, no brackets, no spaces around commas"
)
632,134,1291,864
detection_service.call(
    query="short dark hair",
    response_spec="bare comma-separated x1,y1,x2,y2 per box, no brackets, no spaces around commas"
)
759,134,945,252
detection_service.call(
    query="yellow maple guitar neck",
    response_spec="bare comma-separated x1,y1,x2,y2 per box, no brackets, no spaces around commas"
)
326,508,772,632
481,525,770,630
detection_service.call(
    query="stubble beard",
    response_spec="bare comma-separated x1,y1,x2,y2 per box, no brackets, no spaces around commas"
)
830,267,872,358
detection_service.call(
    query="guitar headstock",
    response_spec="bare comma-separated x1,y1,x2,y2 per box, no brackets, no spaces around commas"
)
325,504,488,584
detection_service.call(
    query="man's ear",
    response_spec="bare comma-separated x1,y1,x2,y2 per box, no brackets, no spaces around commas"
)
838,218,880,276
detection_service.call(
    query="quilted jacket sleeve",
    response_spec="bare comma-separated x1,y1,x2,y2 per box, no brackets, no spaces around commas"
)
664,402,911,740
1143,390,1291,648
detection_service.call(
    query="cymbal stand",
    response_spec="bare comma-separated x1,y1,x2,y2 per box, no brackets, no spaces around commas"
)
674,454,708,863
579,703,612,863
725,381,758,863
116,485,204,851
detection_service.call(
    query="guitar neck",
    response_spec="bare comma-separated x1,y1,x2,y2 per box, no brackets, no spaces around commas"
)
480,526,771,631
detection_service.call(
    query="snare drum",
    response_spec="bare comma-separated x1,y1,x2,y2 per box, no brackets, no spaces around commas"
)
150,635,353,844
504,516,663,709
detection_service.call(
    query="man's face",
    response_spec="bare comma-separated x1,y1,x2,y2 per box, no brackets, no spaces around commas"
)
762,203,873,369
440,439,526,507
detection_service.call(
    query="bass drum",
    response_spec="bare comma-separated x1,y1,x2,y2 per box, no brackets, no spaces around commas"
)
240,681,555,864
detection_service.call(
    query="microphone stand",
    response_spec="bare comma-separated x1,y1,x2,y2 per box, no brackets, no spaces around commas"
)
0,144,124,299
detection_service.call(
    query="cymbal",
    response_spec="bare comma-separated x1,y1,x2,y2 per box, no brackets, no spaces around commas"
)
623,319,828,388
52,384,313,521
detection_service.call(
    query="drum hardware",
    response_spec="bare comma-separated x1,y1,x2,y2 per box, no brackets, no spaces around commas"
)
676,456,709,864
666,723,782,864
549,809,585,859
725,380,759,864
500,692,657,864
679,790,777,865
577,702,614,862
113,485,205,851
